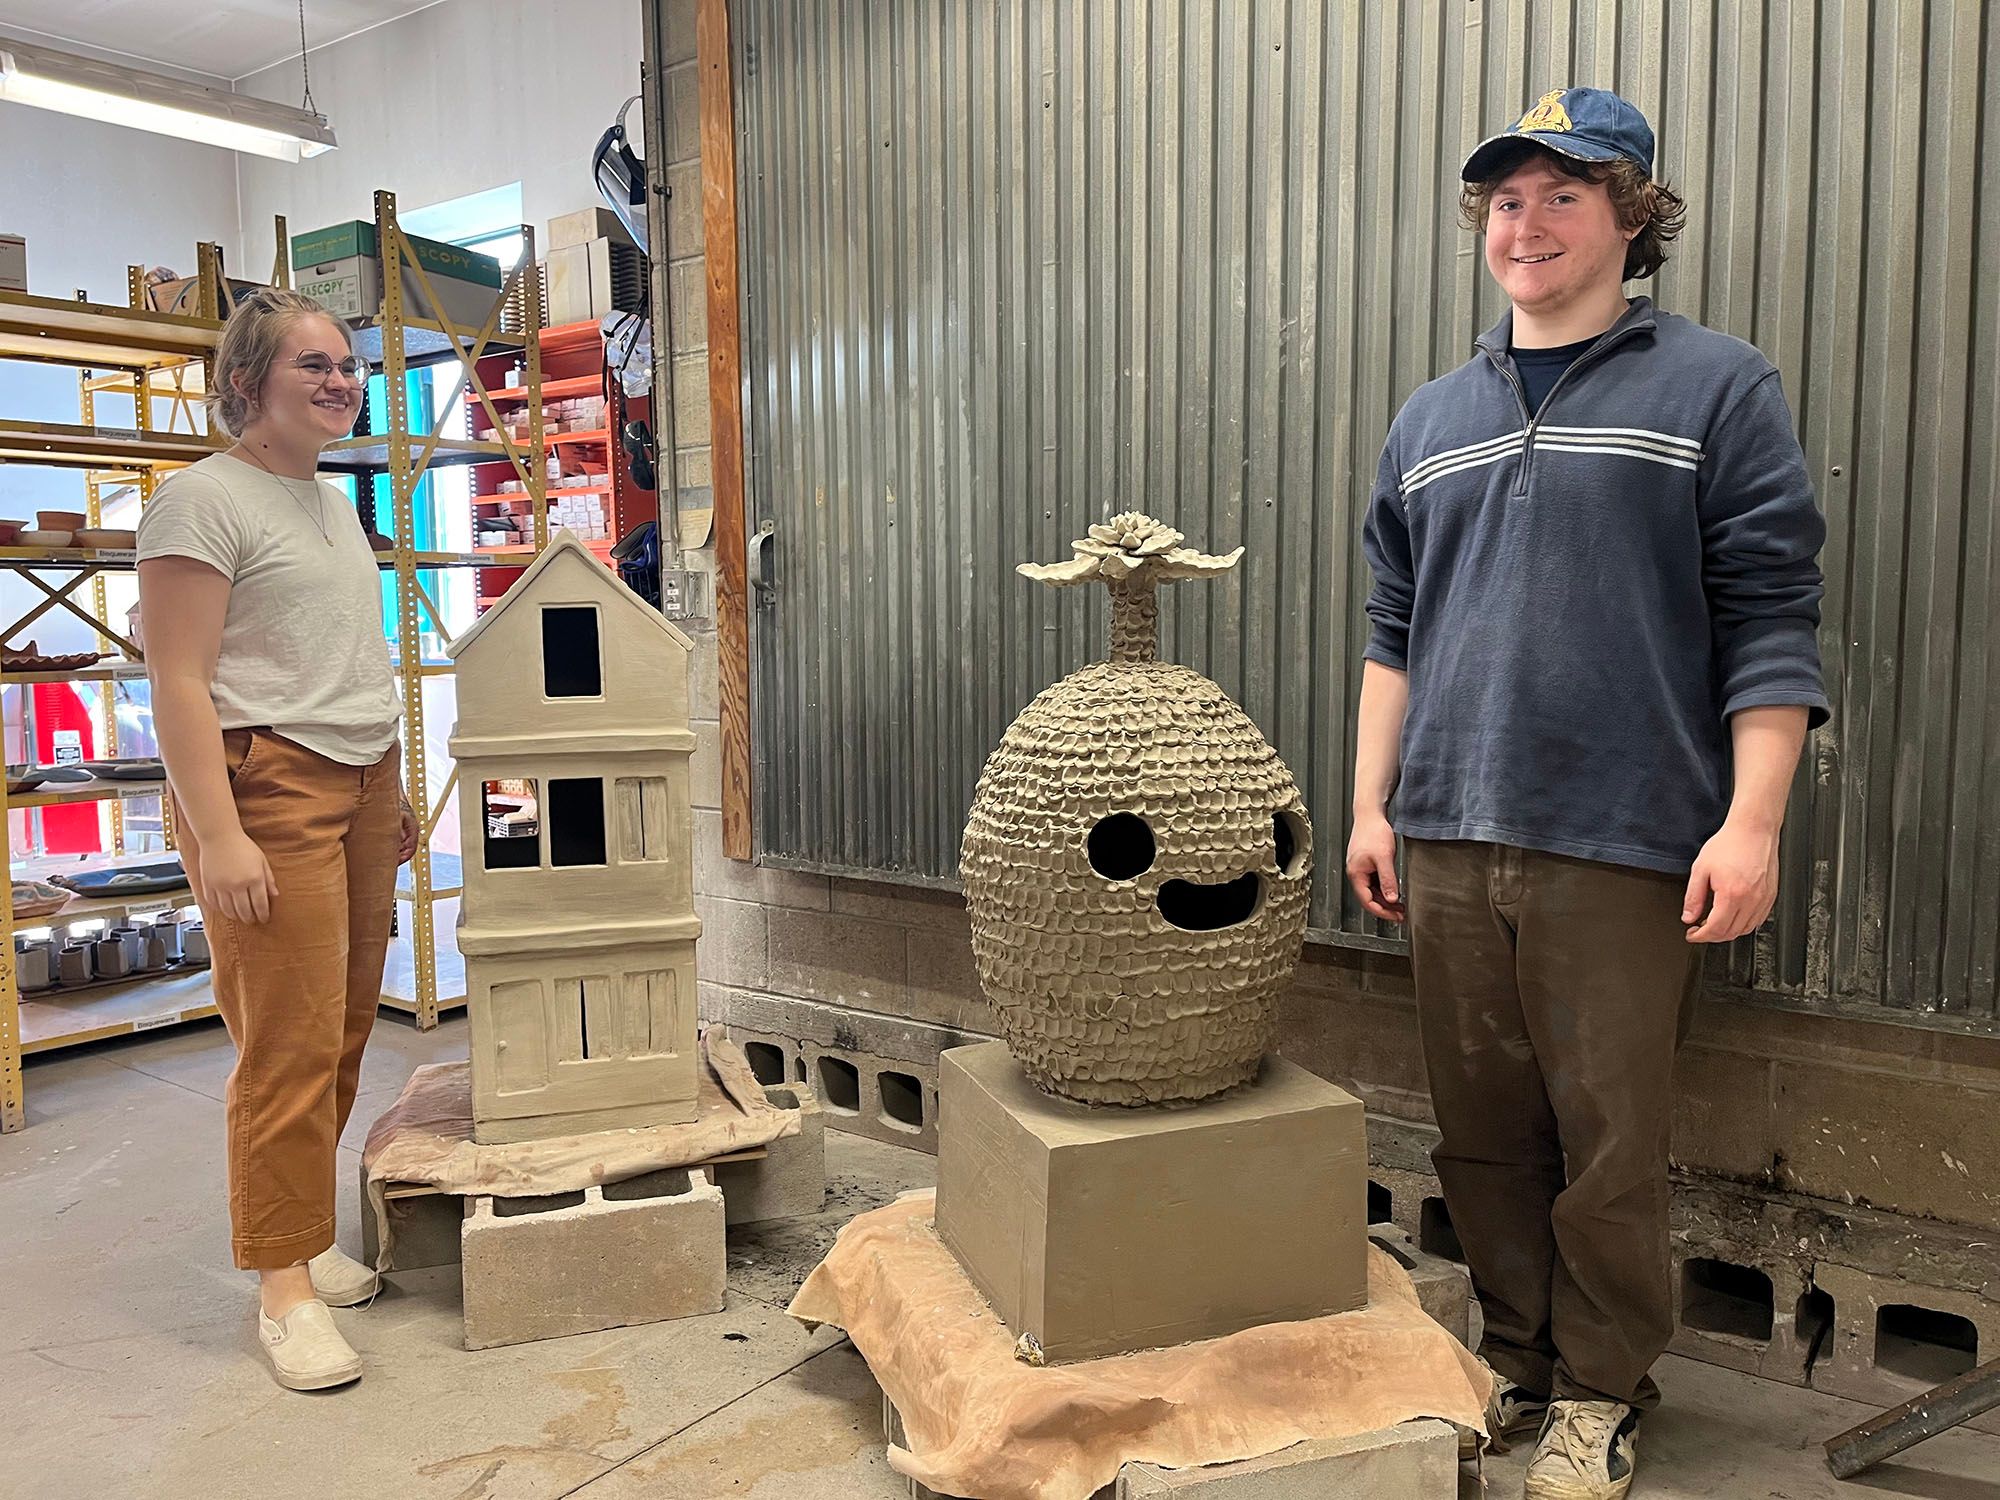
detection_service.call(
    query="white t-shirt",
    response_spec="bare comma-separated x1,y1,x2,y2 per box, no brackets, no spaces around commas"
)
137,452,400,766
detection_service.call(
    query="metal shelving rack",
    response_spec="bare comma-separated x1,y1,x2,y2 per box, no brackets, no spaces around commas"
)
0,196,550,1128
338,189,550,1029
0,274,226,1134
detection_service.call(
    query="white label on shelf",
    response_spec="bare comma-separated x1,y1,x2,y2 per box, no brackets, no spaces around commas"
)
51,730,82,766
94,548,137,564
132,1009,184,1032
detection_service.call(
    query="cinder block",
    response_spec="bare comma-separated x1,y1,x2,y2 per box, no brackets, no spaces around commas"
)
883,1392,1455,1499
689,719,722,811
698,986,986,1155
460,1168,725,1349
1771,1059,2000,1228
1118,1418,1459,1496
766,905,910,1013
715,1082,827,1225
694,894,770,990
725,1024,810,1088
693,807,832,910
359,1168,466,1272
806,1042,939,1153
1367,1224,1472,1348
1809,1261,2000,1435
1667,1236,1818,1385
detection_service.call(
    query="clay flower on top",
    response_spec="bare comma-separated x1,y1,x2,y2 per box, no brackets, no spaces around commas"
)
1018,512,1243,586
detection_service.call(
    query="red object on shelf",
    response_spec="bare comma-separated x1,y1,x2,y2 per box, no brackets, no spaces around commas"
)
30,682,102,855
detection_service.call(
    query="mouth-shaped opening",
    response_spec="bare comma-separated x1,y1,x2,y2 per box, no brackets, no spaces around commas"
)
1157,871,1262,932
1511,251,1563,264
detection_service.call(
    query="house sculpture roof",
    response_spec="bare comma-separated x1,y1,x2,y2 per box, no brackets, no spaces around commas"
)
444,529,694,661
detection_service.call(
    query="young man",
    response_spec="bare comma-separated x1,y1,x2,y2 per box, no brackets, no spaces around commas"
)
1346,88,1827,1499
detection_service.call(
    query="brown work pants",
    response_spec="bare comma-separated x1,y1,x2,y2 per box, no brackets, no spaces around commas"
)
173,729,401,1270
1405,839,1701,1409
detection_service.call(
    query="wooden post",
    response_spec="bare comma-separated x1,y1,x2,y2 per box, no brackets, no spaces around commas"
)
697,0,753,862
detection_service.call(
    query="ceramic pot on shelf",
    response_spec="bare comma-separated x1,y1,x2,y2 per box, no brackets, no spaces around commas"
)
110,925,145,968
16,943,52,991
182,925,210,964
58,944,94,985
93,936,132,979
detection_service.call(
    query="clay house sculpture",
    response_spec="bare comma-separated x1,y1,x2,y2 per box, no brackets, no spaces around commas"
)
446,530,702,1144
960,512,1315,1107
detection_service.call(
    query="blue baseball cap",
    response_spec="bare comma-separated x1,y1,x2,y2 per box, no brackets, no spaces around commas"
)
1461,86,1655,182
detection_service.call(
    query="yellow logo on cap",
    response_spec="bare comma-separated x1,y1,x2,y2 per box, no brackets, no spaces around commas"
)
1518,89,1573,133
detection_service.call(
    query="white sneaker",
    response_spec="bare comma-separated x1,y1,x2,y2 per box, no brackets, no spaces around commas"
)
1524,1399,1640,1499
1458,1359,1552,1458
258,1299,362,1391
308,1244,380,1308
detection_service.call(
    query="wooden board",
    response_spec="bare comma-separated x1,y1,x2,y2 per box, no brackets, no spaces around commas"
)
0,290,221,369
699,0,754,864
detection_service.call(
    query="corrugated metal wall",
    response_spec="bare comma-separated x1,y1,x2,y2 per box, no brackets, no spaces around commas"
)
730,0,2000,1025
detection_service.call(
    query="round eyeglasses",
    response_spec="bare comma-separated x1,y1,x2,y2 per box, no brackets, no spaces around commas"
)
287,352,373,385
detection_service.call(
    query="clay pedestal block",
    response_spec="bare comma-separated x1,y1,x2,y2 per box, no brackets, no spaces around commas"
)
935,1041,1367,1364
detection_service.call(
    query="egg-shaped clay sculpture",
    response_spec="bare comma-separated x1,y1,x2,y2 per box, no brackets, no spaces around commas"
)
961,512,1314,1106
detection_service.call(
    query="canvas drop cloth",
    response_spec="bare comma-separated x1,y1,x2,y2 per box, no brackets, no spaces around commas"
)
360,1031,798,1267
790,1191,1490,1500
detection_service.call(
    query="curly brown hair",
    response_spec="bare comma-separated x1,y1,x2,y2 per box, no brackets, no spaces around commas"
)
1459,148,1687,281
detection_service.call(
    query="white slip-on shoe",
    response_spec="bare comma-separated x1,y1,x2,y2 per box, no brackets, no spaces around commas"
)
258,1299,362,1391
308,1244,380,1308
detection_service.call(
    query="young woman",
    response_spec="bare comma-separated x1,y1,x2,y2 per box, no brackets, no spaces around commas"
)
139,289,417,1391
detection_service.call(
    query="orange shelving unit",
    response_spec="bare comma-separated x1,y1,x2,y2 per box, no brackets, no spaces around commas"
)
467,318,655,612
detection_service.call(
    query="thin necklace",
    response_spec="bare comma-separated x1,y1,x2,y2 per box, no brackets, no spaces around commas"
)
233,442,333,547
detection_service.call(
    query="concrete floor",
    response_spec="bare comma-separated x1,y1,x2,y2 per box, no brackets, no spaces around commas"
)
2,1016,1996,1500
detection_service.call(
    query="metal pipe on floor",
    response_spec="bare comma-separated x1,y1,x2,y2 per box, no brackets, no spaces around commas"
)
1824,1357,2000,1479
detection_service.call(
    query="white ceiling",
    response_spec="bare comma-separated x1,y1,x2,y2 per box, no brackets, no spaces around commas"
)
0,0,444,82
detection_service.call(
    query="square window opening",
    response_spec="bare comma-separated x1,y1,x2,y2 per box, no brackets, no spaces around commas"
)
543,605,603,697
548,778,607,866
482,779,540,869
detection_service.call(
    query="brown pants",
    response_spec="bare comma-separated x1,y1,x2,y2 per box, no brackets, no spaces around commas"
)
1405,839,1701,1408
174,729,401,1270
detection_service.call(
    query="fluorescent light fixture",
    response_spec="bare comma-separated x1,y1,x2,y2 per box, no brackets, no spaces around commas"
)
0,34,336,162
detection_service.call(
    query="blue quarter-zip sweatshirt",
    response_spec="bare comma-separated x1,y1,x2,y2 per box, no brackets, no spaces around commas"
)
1362,296,1829,875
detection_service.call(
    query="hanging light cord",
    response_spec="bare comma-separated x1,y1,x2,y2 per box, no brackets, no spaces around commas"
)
297,0,318,115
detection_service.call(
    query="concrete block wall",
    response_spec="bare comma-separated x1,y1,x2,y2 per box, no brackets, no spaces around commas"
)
656,0,714,513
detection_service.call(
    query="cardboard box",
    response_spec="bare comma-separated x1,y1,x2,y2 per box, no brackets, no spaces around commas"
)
547,206,635,252
292,220,502,331
544,237,646,327
0,233,26,293
934,1041,1369,1363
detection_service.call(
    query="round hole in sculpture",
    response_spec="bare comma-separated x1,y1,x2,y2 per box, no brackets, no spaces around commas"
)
1087,812,1156,881
1157,871,1263,932
1274,808,1311,877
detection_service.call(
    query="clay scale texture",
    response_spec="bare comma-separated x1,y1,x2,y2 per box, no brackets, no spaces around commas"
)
961,513,1314,1106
